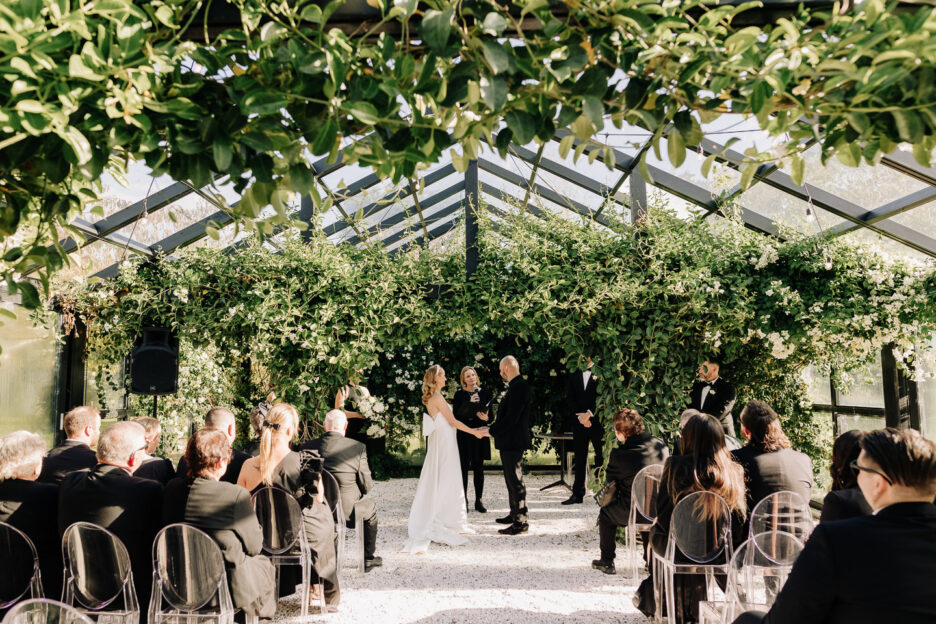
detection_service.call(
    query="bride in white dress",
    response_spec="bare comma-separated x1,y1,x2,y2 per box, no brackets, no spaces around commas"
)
402,364,489,553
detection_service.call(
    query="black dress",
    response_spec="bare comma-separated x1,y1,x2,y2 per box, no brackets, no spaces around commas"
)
135,456,175,484
820,485,872,523
452,387,492,503
252,452,340,606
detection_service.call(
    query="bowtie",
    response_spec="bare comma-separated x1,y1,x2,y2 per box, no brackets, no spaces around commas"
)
703,381,714,387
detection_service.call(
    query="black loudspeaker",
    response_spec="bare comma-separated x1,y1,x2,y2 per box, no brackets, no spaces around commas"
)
130,327,179,395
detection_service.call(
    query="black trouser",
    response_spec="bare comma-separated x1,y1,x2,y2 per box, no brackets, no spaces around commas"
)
598,501,630,562
572,423,604,497
458,434,485,502
349,496,379,560
500,449,528,524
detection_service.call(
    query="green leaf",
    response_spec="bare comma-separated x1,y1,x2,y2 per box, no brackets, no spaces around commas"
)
348,102,380,125
289,164,318,195
300,4,323,22
505,110,536,145
205,225,220,240
298,52,327,75
739,161,757,190
421,8,454,54
312,119,339,155
912,142,932,168
582,96,604,129
16,281,39,309
242,91,288,116
667,131,686,168
558,134,575,160
482,13,507,36
700,153,716,178
154,4,177,27
520,0,549,18
68,54,105,81
213,135,233,170
0,308,16,321
59,127,92,165
891,110,922,142
791,153,805,186
482,40,510,75
480,76,507,110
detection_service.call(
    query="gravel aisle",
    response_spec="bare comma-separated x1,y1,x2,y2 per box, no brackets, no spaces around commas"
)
273,474,648,623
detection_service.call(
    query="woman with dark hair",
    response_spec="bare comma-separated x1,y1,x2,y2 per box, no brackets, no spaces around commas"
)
732,400,814,510
819,429,872,522
590,408,669,575
163,429,277,618
237,403,339,609
452,366,493,513
635,413,747,623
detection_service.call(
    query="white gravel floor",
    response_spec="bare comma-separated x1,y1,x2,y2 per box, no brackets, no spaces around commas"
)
273,473,649,623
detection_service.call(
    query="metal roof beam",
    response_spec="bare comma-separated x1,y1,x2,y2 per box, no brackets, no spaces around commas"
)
480,182,550,221
504,143,630,205
879,149,936,188
381,199,464,249
824,187,936,238
341,181,464,246
150,208,237,255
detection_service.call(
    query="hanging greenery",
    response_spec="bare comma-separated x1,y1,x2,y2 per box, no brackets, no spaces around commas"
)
2,0,936,310
55,201,936,471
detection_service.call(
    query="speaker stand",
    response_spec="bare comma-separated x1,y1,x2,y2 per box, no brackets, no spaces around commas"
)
152,395,158,420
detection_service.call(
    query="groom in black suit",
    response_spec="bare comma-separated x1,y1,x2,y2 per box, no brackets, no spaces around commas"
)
687,358,736,437
489,355,531,535
563,357,602,505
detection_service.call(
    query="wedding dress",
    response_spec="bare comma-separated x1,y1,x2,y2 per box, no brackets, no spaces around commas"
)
401,405,470,553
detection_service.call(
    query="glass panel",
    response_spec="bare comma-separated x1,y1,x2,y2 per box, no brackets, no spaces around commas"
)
888,202,936,240
802,365,832,405
648,136,742,195
836,413,886,435
836,353,885,408
812,410,834,493
0,300,58,445
738,183,848,234
918,374,936,440
839,228,932,264
84,352,125,421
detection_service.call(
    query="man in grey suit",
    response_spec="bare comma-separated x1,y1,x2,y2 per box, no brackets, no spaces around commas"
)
305,409,381,571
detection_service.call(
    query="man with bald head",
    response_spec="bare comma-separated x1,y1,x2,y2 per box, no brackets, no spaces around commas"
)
176,407,250,484
490,355,532,535
58,421,163,620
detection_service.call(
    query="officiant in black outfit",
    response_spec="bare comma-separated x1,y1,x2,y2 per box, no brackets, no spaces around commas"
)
489,355,531,535
563,358,603,505
453,366,493,513
687,358,737,437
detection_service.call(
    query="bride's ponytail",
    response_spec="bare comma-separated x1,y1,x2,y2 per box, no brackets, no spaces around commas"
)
421,365,442,405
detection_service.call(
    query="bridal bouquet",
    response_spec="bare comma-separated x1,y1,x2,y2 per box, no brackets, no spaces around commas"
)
349,385,389,438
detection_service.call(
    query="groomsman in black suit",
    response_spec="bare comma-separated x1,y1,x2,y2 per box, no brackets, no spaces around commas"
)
175,407,249,483
563,357,603,505
489,355,531,535
38,406,100,484
687,358,737,437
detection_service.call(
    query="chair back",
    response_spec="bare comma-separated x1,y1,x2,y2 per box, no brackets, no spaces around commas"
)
669,491,732,564
749,491,812,541
631,464,664,520
151,524,227,612
62,522,135,611
728,531,804,611
0,522,42,608
320,470,343,524
1,599,94,624
251,487,304,555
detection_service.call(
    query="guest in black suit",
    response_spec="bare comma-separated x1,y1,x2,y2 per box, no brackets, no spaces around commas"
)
58,421,163,620
733,428,936,624
563,358,603,505
452,366,493,513
820,429,872,522
590,409,669,575
238,403,339,609
38,406,100,484
176,407,249,484
489,355,531,535
635,414,747,623
0,431,63,600
687,359,737,438
304,409,381,571
131,416,174,485
163,429,276,617
732,401,813,510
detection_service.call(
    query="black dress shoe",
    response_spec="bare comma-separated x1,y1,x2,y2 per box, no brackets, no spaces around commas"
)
591,559,616,575
495,514,514,524
498,522,529,535
475,500,487,513
364,556,383,572
561,495,584,505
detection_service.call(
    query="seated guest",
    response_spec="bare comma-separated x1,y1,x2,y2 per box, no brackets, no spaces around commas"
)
304,409,381,572
0,431,63,599
591,408,669,575
636,413,747,623
732,401,813,510
59,421,162,620
241,396,272,458
131,416,174,484
820,429,872,522
163,429,276,618
734,428,936,624
176,407,249,484
670,409,704,456
38,406,100,484
238,404,339,609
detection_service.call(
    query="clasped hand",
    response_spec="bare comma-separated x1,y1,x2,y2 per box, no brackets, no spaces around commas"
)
576,410,593,428
473,427,490,439
476,410,489,422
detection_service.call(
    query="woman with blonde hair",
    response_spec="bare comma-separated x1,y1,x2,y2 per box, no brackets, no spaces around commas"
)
452,365,493,513
402,365,489,553
237,403,340,609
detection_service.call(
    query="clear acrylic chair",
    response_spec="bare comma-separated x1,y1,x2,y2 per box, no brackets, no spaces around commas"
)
320,470,364,574
1,598,94,624
699,530,804,623
148,524,235,624
748,491,813,542
625,464,664,578
652,491,733,624
61,523,139,624
0,521,44,609
251,487,324,616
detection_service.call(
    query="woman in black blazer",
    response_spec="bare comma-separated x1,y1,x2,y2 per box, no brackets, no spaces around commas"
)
591,408,669,575
820,430,872,523
452,366,493,513
163,429,276,618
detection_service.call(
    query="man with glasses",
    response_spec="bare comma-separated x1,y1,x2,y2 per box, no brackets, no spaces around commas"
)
58,421,163,622
733,427,936,624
